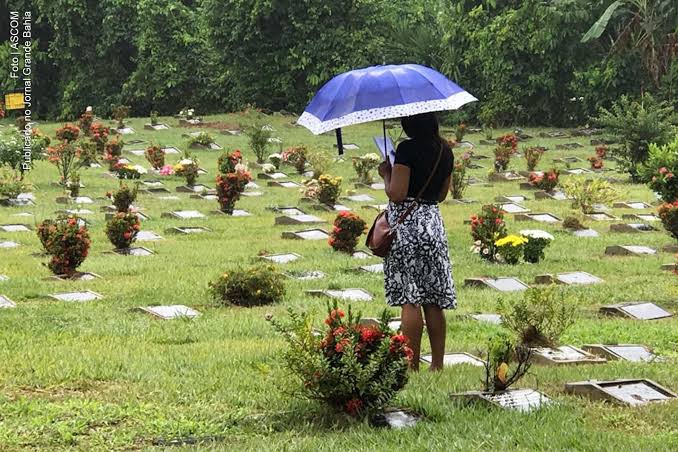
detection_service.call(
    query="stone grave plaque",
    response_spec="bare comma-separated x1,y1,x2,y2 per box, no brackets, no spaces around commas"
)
275,214,326,225
421,352,484,367
261,253,300,264
176,184,210,193
268,181,302,188
471,313,502,324
352,251,373,260
566,379,676,406
0,241,20,248
308,288,374,302
240,191,263,197
144,187,172,194
371,409,419,429
363,204,388,211
168,226,210,234
514,213,562,223
532,345,606,365
144,123,170,131
114,247,154,256
11,212,34,217
258,172,288,180
465,277,529,292
285,270,326,280
369,182,385,190
623,213,659,222
245,181,260,189
572,228,599,238
224,129,242,136
275,207,305,216
64,209,94,215
126,149,146,156
534,190,570,201
344,194,376,202
553,272,602,285
488,171,524,182
161,146,180,154
609,223,656,233
49,290,102,302
359,263,383,274
486,389,553,412
586,212,617,221
0,295,16,308
605,245,656,256
600,302,671,320
51,272,101,281
115,127,135,134
0,275,8,281
140,305,200,320
162,210,206,219
563,168,592,175
136,231,163,241
582,344,659,363
311,203,351,212
281,229,329,241
501,203,530,214
495,195,527,203
0,224,31,232
519,230,554,240
613,201,652,209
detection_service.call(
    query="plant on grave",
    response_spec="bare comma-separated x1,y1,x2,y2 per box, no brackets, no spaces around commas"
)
209,264,285,307
46,142,85,186
658,201,678,241
0,168,30,200
317,174,342,205
150,110,159,126
470,205,508,262
528,168,560,192
105,211,141,249
268,153,282,169
78,111,94,136
451,151,471,200
37,215,91,276
145,144,165,170
283,145,308,174
642,137,678,203
561,176,619,214
482,332,532,393
594,93,676,181
455,123,467,142
329,211,368,254
497,286,577,348
308,149,332,179
217,149,243,175
562,216,587,231
244,123,272,163
108,182,139,213
89,123,110,155
188,131,215,148
301,178,321,200
55,124,80,143
78,141,99,168
215,167,252,214
111,104,131,129
352,153,382,185
494,133,518,171
523,146,545,172
521,232,552,264
0,129,27,178
174,154,200,186
67,172,81,198
30,128,51,158
269,302,411,418
179,107,195,119
595,145,608,159
587,156,604,170
494,234,528,265
103,137,124,170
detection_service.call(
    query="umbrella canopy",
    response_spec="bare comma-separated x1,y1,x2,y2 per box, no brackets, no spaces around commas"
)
297,64,477,135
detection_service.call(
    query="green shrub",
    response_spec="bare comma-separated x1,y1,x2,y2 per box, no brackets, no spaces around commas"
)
188,132,215,147
244,123,272,164
307,149,332,179
0,168,30,199
209,264,285,307
642,136,678,202
482,332,532,393
561,176,619,214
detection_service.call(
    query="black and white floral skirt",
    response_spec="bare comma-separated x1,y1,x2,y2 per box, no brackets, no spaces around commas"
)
383,198,457,309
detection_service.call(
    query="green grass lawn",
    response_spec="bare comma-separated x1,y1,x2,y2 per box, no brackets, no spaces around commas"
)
0,113,676,451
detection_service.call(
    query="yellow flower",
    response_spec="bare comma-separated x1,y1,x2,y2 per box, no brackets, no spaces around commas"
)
495,234,528,247
256,289,261,295
222,273,229,278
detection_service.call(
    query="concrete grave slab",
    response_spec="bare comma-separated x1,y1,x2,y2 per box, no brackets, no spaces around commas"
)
464,277,529,292
519,230,554,240
275,214,326,225
363,204,389,211
0,224,31,232
495,195,527,203
49,290,102,302
240,191,263,197
609,223,657,233
572,228,600,238
352,251,373,260
563,168,593,175
307,288,373,302
257,172,288,180
126,149,146,156
471,313,502,324
586,212,618,221
489,171,525,182
582,344,660,363
50,272,101,281
168,226,211,234
421,352,485,367
535,271,602,285
452,389,553,413
500,203,530,214
370,409,420,429
622,213,659,222
532,345,607,365
605,245,657,256
534,190,570,201
514,213,562,223
161,146,181,154
344,194,376,202
0,295,16,308
600,302,671,320
566,379,676,406
613,201,652,209
136,231,163,241
281,229,329,240
312,203,352,212
268,181,302,188
0,275,8,281
139,305,200,320
176,184,210,193
161,210,206,219
285,270,326,280
359,263,383,274
144,123,170,131
114,127,135,134
113,247,155,256
0,241,20,248
260,253,301,264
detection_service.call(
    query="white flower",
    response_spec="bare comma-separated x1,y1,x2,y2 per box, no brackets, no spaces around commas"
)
520,230,554,240
474,240,482,246
179,159,194,165
482,248,489,255
261,163,275,173
86,106,93,112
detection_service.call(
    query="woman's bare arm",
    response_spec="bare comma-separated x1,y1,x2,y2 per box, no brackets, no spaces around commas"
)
438,175,451,202
380,162,410,203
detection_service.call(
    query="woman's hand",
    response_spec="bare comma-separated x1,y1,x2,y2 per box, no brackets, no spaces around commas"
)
378,161,392,179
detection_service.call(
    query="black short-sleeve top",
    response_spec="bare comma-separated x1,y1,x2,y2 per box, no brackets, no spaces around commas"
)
394,137,453,202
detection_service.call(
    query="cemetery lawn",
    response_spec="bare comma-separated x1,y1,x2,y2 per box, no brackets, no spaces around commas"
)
0,114,677,451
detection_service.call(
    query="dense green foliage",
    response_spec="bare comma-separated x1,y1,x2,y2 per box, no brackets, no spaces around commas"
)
3,0,676,124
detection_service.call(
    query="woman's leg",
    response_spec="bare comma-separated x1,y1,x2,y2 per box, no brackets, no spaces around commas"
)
400,303,423,371
423,305,446,371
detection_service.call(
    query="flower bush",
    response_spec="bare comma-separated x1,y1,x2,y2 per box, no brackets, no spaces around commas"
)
55,124,80,143
188,131,215,147
216,169,252,214
30,128,51,158
528,168,559,192
78,111,94,135
209,264,285,307
112,104,131,128
451,152,471,200
301,179,321,200
282,146,308,174
270,302,411,418
455,123,467,142
587,156,603,170
174,156,200,185
494,133,518,171
482,332,532,393
329,211,367,253
145,144,165,170
521,231,552,263
649,166,677,203
90,123,110,154
217,149,242,175
47,142,84,185
561,176,618,214
268,153,282,169
352,153,381,184
318,174,342,205
0,168,30,199
104,137,124,170
108,182,138,212
37,215,91,276
244,123,272,163
105,212,141,249
470,205,508,262
523,146,545,172
495,234,528,265
595,145,608,159
308,149,332,179
658,201,678,240
114,163,143,180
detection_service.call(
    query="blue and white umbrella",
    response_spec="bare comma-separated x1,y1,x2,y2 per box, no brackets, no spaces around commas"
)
297,64,477,135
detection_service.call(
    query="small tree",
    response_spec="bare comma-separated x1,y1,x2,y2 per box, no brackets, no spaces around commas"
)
561,176,619,214
244,123,272,163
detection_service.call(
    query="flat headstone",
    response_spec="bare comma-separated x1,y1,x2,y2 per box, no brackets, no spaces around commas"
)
471,313,502,324
371,409,420,429
144,123,170,131
51,272,101,281
114,247,154,256
582,344,659,363
161,146,181,154
352,251,373,260
261,253,300,264
369,183,385,190
49,290,102,302
55,196,94,205
258,172,288,180
495,195,527,203
534,190,570,201
572,228,599,238
609,223,657,233
485,389,552,412
126,148,146,156
514,213,562,223
0,295,16,308
519,230,554,240
274,207,305,216
245,181,260,189
64,209,94,215
501,203,530,214
240,191,263,197
586,212,618,221
344,194,376,202
275,214,326,225
421,352,484,367
0,275,8,281
532,345,606,365
622,213,659,222
0,224,31,232
140,305,200,320
136,231,163,241
464,277,529,292
268,181,302,188
605,245,656,256
312,203,352,212
308,288,373,302
281,229,329,240
359,263,384,274
363,204,389,211
562,168,592,175
566,379,676,406
140,180,164,188
0,241,20,249
162,210,206,219
176,184,210,193
536,271,602,285
144,187,172,194
613,201,652,210
488,171,525,182
285,270,326,280
600,302,671,320
115,127,135,135
168,226,211,234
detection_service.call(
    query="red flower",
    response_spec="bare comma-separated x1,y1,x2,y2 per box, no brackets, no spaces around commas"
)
345,398,363,416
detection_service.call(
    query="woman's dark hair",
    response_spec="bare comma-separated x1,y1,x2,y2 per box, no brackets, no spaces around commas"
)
401,112,445,152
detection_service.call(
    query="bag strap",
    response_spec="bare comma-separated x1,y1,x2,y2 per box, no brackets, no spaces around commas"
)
394,143,445,225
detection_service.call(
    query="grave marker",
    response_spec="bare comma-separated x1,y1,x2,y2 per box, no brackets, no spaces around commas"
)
566,379,676,406
488,171,525,182
0,275,8,281
495,195,527,203
352,251,373,260
343,194,376,203
0,241,20,248
51,272,101,281
613,201,652,209
136,231,164,241
622,213,659,222
500,203,530,214
0,224,31,232
285,270,326,280
260,253,301,264
139,305,200,320
168,226,211,234
307,288,374,302
176,184,210,193
471,313,502,324
600,302,671,320
586,212,618,221
531,345,607,365
257,172,288,180
582,344,660,363
421,352,485,367
451,389,553,413
514,213,562,223
359,263,384,274
371,409,420,429
161,210,206,219
0,295,16,308
534,190,570,201
49,291,102,302
161,146,181,154
144,123,170,131
275,214,326,226
535,271,602,285
268,181,302,189
609,223,656,233
572,229,600,238
464,277,529,292
113,247,155,256
605,245,657,256
281,229,329,240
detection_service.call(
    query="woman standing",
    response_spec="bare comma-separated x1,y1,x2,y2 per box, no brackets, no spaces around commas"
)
378,112,456,371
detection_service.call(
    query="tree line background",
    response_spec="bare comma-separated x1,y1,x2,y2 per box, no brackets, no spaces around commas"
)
2,0,676,126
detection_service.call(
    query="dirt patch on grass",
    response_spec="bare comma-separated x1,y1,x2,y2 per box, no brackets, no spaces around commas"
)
184,121,241,131
3,380,130,401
